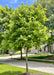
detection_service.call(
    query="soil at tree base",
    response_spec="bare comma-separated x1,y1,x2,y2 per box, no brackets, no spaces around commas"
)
20,73,42,75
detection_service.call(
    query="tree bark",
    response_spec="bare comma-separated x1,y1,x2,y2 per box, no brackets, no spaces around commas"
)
21,49,23,59
26,47,28,73
47,46,50,52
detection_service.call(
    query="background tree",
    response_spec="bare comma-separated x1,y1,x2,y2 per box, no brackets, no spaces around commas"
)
34,0,54,29
0,5,14,32
34,0,54,52
0,32,3,50
0,5,24,56
0,5,14,53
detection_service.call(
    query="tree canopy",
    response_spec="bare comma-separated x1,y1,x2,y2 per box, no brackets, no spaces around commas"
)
5,4,50,50
0,3,51,73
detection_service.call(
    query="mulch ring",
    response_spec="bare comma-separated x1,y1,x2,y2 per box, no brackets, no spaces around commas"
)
45,57,54,60
20,73,42,75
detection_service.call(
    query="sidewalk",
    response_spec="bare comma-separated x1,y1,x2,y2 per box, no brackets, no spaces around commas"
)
0,54,33,59
0,58,54,74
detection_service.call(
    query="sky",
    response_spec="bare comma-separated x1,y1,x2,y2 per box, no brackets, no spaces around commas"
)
0,0,36,9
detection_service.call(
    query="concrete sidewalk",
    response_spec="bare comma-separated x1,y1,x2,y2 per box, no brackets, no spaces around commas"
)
0,58,54,74
0,54,33,59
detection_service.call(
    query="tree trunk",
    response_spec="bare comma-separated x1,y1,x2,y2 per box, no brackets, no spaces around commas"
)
21,49,23,59
26,47,28,73
47,46,50,52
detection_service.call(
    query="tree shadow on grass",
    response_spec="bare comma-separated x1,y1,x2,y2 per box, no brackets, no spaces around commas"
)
29,55,54,59
0,71,22,75
0,63,3,65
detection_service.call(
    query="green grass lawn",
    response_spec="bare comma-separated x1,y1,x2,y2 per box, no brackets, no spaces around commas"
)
0,63,53,75
27,53,54,59
27,58,54,64
0,54,10,57
24,53,54,64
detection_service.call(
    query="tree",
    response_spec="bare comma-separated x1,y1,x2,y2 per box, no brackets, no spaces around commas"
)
0,5,24,56
5,4,50,73
0,5,14,32
0,5,14,52
34,0,54,29
49,14,54,30
0,32,3,50
0,32,3,43
13,41,24,59
34,0,54,52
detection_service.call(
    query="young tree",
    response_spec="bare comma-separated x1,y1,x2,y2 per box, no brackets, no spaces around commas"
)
5,4,50,73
